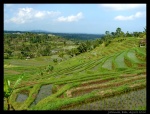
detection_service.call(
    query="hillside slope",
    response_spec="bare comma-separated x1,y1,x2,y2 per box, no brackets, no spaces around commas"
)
4,37,146,110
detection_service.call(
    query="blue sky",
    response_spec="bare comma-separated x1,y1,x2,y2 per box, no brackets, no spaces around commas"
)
4,4,146,34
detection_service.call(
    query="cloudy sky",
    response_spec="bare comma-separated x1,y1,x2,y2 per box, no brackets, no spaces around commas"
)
4,4,146,34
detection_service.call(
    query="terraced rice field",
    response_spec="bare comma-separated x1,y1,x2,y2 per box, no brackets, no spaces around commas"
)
4,38,146,110
68,75,145,98
16,94,28,102
127,50,143,63
64,88,146,110
30,84,53,107
115,51,128,68
102,56,114,70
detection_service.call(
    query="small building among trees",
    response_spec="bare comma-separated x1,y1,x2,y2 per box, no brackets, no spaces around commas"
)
26,56,30,60
139,39,146,47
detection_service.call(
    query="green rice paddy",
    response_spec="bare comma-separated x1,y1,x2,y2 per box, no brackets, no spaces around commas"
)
4,37,146,110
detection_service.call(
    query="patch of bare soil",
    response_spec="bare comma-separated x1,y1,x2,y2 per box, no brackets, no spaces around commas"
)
71,75,145,97
137,63,146,68
59,94,65,98
81,78,114,87
120,74,137,77
20,89,30,95
18,81,39,88
120,73,146,78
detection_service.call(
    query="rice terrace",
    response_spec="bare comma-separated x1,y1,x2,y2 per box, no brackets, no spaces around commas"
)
4,4,146,111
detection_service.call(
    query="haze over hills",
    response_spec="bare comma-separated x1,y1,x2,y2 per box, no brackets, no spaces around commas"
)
4,30,53,33
4,30,105,40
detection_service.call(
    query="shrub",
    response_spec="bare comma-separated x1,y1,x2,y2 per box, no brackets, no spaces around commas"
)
105,40,111,46
45,65,54,72
12,51,24,59
58,52,64,58
53,59,58,63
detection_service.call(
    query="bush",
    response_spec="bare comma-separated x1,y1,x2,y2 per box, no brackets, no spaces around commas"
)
12,51,24,59
45,65,54,72
58,52,64,58
105,40,111,46
53,59,58,63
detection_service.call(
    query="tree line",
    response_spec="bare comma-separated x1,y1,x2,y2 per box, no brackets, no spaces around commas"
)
4,33,69,59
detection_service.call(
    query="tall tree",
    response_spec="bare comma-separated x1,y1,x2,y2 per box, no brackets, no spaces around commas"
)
105,31,110,38
133,32,141,38
111,32,115,37
116,27,121,37
77,42,87,53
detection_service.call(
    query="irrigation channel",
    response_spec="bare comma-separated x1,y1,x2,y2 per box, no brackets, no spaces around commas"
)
62,88,146,110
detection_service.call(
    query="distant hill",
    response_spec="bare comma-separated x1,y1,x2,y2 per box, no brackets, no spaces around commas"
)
4,30,50,34
4,30,104,40
52,33,104,40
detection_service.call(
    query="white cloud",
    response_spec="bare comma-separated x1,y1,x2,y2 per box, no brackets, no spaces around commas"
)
100,4,145,11
114,12,145,21
9,8,33,24
56,12,83,22
34,11,45,18
7,7,61,24
134,12,143,18
114,15,134,21
34,11,61,18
